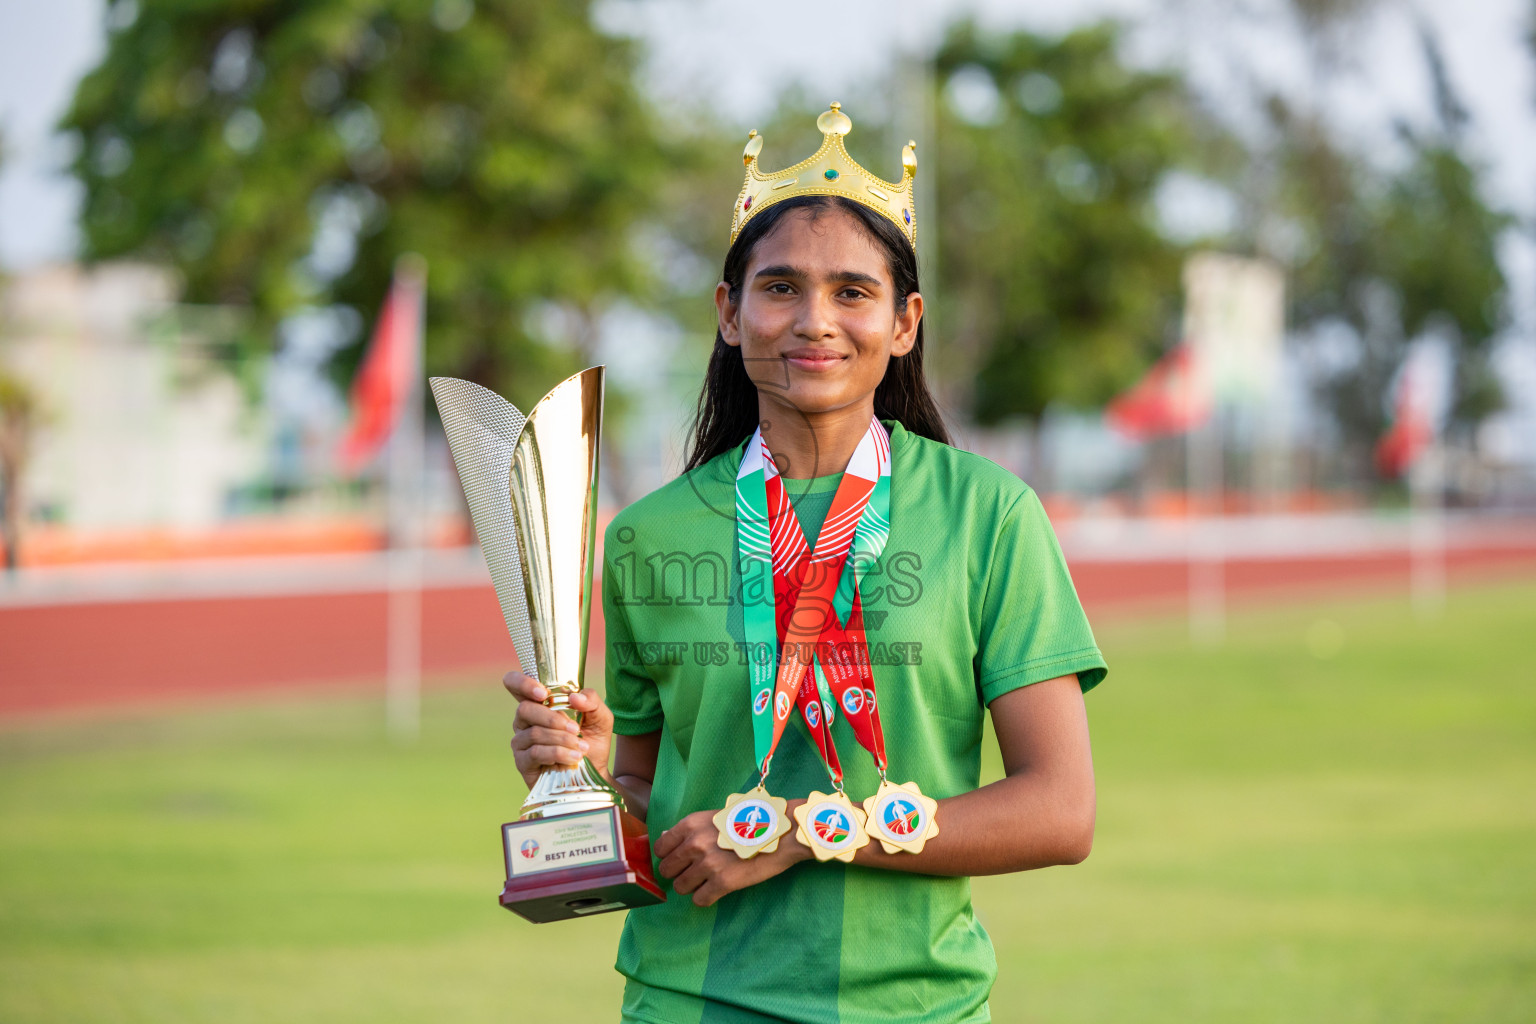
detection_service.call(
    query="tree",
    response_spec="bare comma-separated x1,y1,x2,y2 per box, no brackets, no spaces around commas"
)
1285,0,1386,72
0,128,44,571
1255,25,1510,474
0,371,44,572
60,0,688,413
1530,0,1536,88
927,21,1209,430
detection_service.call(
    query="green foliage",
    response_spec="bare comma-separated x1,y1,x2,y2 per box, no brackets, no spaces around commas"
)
1257,29,1511,463
1528,0,1536,83
929,21,1205,424
0,369,46,570
1260,99,1401,461
60,0,685,409
1285,0,1386,69
3,579,1535,1019
1377,136,1512,432
0,374,42,421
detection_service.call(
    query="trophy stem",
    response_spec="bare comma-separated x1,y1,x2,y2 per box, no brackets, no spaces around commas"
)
541,686,581,717
519,757,622,820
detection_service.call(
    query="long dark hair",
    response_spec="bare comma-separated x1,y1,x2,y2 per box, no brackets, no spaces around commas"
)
684,195,951,471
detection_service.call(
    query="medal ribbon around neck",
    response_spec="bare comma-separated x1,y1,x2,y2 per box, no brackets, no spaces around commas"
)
735,416,892,790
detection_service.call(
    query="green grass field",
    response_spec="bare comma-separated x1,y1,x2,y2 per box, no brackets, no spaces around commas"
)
3,580,1534,1022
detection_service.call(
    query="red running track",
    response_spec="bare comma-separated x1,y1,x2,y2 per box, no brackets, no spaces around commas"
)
2,545,1534,717
0,586,516,717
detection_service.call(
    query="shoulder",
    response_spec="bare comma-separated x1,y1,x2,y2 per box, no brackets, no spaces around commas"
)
604,445,741,548
889,420,1036,518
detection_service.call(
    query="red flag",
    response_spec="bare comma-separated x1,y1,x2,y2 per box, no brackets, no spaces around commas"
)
1375,366,1432,478
1106,343,1210,439
337,264,423,474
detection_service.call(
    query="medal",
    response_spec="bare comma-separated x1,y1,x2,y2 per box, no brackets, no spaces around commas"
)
819,584,940,855
792,789,870,863
861,778,940,854
714,785,792,859
721,417,936,857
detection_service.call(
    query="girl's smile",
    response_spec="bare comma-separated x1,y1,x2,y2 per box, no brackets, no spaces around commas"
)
782,346,847,372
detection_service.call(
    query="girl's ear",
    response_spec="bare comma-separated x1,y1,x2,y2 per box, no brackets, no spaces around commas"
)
716,281,742,347
891,292,922,358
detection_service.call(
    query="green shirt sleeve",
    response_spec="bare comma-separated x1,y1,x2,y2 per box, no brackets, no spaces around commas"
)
975,487,1107,704
601,536,665,735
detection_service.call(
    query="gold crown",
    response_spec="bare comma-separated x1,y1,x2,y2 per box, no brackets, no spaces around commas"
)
730,102,917,248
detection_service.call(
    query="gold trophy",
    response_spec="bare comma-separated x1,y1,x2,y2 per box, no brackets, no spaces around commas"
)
430,367,664,922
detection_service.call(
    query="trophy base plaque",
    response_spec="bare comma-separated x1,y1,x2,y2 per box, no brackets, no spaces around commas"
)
500,805,664,923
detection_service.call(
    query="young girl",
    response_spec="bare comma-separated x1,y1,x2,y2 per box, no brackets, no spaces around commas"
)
506,104,1106,1024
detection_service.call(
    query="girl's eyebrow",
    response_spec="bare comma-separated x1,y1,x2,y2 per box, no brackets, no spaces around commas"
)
827,270,882,287
752,264,882,288
753,264,804,281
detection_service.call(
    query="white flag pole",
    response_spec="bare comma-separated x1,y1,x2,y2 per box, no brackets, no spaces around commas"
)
1409,412,1445,620
386,254,427,743
1182,256,1224,647
1187,411,1225,646
1181,253,1284,646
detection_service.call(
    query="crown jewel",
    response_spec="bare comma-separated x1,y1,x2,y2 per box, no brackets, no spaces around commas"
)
730,102,917,248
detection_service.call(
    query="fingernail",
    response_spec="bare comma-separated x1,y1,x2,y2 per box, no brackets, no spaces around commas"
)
566,720,578,733
578,740,589,752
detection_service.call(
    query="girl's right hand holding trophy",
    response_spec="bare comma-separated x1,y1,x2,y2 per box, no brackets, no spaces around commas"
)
504,668,616,789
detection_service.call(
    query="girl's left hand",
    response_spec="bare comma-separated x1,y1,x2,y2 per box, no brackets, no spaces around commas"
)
655,804,808,907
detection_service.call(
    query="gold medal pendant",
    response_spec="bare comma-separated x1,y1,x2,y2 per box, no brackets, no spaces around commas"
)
861,779,940,854
714,786,792,859
792,790,871,863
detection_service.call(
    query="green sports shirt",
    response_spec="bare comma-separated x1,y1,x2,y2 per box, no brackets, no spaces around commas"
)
601,420,1107,1024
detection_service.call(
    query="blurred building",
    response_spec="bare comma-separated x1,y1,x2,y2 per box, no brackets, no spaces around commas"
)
1,262,267,531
